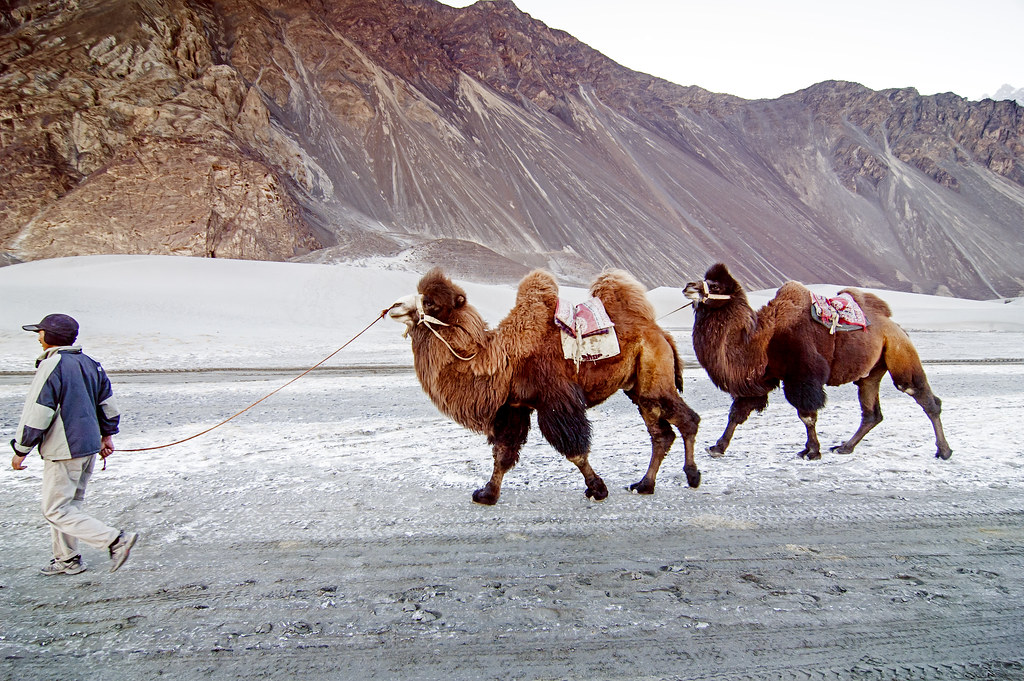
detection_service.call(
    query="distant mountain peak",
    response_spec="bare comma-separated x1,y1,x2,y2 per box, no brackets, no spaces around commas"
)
985,84,1024,106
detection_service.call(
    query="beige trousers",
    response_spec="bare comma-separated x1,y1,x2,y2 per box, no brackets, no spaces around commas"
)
41,455,120,561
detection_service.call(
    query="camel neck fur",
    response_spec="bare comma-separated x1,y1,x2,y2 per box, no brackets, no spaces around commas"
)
410,307,511,435
409,270,559,435
692,285,778,397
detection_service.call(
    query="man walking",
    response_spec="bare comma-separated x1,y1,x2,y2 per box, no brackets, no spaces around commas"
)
10,313,137,574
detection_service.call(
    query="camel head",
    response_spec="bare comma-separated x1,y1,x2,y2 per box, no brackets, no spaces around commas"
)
388,268,468,337
684,263,740,308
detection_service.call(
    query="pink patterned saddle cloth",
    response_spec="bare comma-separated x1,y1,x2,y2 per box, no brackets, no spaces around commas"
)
554,298,619,365
555,297,614,337
811,292,868,333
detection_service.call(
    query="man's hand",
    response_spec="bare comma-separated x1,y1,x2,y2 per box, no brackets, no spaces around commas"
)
100,435,114,459
12,454,27,470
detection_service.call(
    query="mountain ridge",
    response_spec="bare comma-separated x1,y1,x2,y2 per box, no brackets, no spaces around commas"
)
1,0,1022,298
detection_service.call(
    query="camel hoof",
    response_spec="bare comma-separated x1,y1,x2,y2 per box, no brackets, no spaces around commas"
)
629,480,655,495
708,445,726,458
936,448,953,460
831,444,854,455
684,465,701,488
585,478,609,501
472,486,499,505
798,448,821,461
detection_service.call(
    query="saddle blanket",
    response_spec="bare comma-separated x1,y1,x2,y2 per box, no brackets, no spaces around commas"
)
555,297,620,365
811,292,868,333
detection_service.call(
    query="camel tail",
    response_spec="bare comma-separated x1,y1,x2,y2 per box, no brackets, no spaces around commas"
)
665,331,685,393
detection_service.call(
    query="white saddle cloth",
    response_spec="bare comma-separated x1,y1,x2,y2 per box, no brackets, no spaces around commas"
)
555,298,620,367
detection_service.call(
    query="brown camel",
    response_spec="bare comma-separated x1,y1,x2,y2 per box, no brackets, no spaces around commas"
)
388,268,701,504
683,263,952,461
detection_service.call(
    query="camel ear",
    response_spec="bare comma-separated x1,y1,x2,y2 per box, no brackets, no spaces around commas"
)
706,262,737,284
455,294,466,309
705,263,730,280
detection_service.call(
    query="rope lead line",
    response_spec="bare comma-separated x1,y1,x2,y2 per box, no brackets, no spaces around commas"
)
117,309,390,454
657,300,693,321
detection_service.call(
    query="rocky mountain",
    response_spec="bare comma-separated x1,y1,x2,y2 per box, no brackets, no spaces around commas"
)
986,84,1024,107
2,0,1022,298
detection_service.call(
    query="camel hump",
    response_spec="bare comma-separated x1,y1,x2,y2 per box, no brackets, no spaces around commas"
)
840,288,892,319
496,270,559,361
516,269,559,308
590,269,656,321
776,280,810,300
761,280,811,322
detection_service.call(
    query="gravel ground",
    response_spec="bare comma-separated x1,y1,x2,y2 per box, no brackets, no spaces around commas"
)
1,360,1022,680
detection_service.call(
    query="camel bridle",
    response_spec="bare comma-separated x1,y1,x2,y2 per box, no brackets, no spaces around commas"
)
414,294,478,361
695,280,732,305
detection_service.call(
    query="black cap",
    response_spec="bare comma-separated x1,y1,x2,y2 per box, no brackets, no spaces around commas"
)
23,314,79,342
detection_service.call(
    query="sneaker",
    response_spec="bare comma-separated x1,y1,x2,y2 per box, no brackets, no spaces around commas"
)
109,531,138,572
40,555,86,576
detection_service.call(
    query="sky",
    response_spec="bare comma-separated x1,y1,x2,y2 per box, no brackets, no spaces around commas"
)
439,0,1023,101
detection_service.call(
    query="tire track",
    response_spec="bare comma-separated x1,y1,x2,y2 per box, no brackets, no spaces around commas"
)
5,502,1022,679
2,365,1022,680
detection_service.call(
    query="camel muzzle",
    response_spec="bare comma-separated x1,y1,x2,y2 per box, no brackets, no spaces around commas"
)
388,294,421,337
684,280,731,305
388,292,477,360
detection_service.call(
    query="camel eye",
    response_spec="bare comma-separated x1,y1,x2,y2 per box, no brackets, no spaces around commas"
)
423,298,442,316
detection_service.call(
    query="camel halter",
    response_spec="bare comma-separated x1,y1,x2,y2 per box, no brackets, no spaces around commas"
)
696,280,732,304
415,295,477,361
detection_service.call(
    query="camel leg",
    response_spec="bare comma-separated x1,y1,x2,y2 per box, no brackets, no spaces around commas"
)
477,405,531,505
710,395,769,457
632,415,672,494
919,394,952,460
628,397,673,495
565,454,609,501
666,397,701,489
536,388,607,501
625,392,700,494
889,362,953,460
797,410,822,460
900,383,953,460
832,364,886,455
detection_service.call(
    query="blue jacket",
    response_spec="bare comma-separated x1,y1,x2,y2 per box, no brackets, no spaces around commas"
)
11,346,120,461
